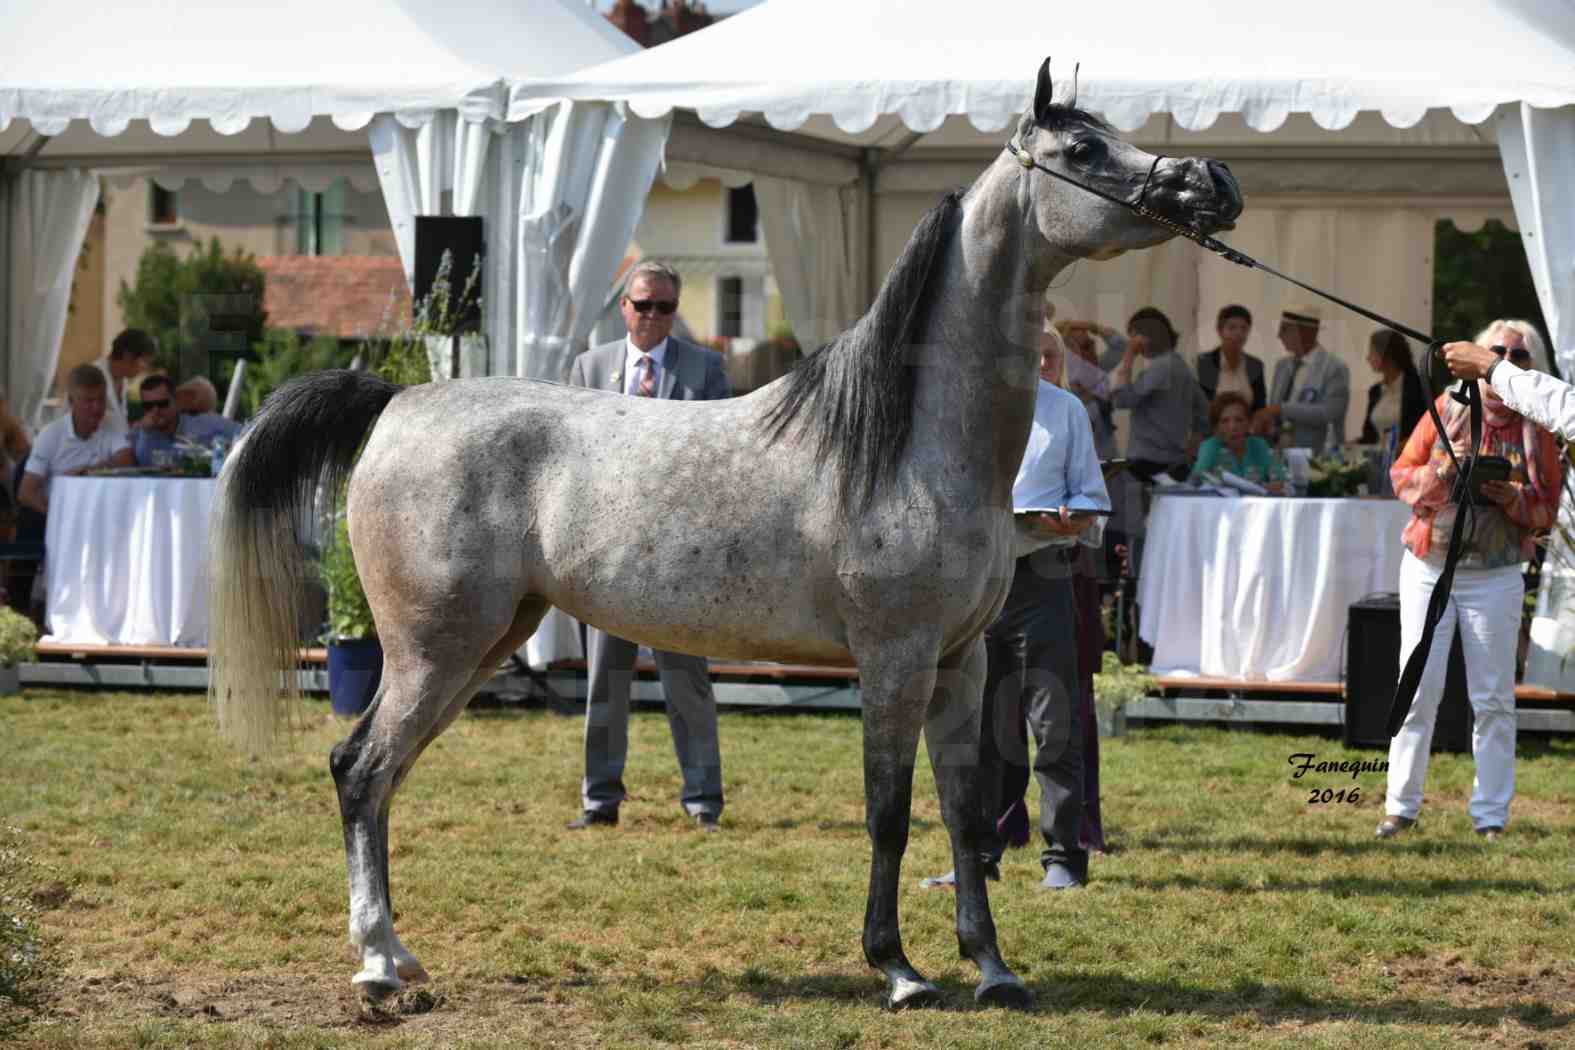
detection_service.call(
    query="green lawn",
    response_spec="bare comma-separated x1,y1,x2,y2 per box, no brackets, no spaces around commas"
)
3,690,1573,1049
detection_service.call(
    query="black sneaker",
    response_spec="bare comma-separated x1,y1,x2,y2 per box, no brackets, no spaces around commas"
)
695,812,721,833
566,809,618,830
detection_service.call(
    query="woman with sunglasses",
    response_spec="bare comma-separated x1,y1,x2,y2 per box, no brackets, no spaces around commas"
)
1378,318,1563,843
1443,321,1575,442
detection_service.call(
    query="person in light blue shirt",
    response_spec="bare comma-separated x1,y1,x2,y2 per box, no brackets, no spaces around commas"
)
131,374,241,467
925,328,1110,893
1188,391,1286,488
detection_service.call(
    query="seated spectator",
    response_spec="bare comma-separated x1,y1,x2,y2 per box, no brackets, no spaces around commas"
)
95,328,157,431
133,375,240,467
1196,304,1267,412
17,364,133,515
175,376,225,417
1360,329,1425,449
1190,392,1285,489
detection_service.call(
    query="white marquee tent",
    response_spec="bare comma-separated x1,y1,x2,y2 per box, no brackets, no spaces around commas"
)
0,0,670,419
511,0,1575,686
0,0,676,667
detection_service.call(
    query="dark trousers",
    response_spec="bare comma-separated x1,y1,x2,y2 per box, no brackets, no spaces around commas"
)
978,548,1086,878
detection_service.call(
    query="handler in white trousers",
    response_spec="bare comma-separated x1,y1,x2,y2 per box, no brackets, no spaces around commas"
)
1379,318,1564,842
1443,320,1575,441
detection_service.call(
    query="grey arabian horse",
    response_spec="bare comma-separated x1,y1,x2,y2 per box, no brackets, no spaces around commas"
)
209,60,1241,1009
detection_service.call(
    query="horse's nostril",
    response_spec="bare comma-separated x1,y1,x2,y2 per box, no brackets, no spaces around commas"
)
1206,160,1244,220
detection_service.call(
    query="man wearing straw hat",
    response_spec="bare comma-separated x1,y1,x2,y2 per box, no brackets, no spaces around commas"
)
1253,304,1351,452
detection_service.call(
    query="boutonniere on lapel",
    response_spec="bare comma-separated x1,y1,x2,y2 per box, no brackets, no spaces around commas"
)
610,370,622,387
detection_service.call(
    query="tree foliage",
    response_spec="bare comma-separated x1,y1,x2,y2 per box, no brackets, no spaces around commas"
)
115,238,269,375
1432,220,1553,377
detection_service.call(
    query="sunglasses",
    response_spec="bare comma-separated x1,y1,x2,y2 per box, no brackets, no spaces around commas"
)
627,298,678,316
1493,346,1534,365
141,397,172,410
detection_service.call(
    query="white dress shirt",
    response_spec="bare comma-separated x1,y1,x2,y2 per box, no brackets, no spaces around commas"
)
622,338,670,396
1491,359,1575,442
1013,380,1112,549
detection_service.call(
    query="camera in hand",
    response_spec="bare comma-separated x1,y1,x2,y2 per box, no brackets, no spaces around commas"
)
1449,454,1511,506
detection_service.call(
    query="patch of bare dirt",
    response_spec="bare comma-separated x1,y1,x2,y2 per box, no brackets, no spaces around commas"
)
42,966,609,1046
1382,954,1575,1010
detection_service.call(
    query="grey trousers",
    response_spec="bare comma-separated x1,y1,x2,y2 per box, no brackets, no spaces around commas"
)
581,627,724,818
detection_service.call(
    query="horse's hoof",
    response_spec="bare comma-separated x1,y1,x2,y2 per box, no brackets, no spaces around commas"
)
975,974,1033,1010
352,970,401,1001
885,977,942,1011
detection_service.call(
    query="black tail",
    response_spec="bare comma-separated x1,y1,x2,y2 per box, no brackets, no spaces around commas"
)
229,369,403,517
210,369,401,751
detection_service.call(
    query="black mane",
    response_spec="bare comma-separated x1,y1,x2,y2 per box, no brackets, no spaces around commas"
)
760,191,963,514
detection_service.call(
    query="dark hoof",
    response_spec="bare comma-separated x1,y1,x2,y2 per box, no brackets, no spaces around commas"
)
975,976,1033,1010
884,977,942,1011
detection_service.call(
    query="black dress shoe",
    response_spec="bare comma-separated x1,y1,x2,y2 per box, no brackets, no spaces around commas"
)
1374,815,1415,839
695,812,721,832
566,809,618,830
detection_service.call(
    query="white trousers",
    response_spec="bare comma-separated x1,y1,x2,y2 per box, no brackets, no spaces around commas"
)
1385,550,1523,829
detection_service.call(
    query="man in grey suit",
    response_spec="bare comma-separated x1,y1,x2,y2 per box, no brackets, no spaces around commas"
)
1253,304,1351,451
565,260,731,832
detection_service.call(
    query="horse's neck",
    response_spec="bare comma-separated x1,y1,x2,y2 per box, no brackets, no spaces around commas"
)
913,158,1073,505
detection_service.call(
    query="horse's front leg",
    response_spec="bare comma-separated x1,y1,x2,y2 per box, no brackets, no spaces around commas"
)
927,635,1031,1008
854,637,943,1009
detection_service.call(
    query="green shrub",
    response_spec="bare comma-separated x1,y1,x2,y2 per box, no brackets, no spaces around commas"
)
242,328,359,419
0,608,37,668
0,826,57,1036
320,513,375,642
1092,652,1156,714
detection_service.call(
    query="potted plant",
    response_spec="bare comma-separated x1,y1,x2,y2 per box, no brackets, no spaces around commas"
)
320,511,381,717
1092,652,1155,739
0,607,38,695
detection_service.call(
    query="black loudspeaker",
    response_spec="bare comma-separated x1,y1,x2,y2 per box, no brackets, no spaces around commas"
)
1344,595,1473,753
413,215,483,333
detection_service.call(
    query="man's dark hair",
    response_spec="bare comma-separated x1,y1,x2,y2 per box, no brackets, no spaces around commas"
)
67,363,107,392
1217,304,1252,329
140,374,174,397
110,328,157,361
1128,306,1179,350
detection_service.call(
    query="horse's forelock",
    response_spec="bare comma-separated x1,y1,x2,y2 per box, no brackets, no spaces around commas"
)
1024,104,1112,138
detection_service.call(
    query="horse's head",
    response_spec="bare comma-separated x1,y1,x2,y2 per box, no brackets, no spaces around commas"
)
1010,59,1242,261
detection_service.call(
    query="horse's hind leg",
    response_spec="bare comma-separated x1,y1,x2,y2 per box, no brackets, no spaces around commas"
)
332,597,550,996
926,636,1029,1009
853,634,944,1009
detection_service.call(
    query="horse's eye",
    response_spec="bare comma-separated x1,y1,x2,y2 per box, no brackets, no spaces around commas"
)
1068,141,1096,163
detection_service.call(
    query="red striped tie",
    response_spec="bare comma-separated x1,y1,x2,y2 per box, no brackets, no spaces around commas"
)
636,354,657,397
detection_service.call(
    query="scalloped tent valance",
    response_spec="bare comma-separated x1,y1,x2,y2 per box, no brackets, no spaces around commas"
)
0,0,634,143
508,0,1575,136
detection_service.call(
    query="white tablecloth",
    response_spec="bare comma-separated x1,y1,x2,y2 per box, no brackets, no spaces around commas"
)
44,476,215,647
1137,496,1413,682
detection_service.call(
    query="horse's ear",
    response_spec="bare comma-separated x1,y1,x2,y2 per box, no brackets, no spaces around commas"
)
1033,57,1054,126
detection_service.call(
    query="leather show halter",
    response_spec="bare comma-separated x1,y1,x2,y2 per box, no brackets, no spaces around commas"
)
1006,135,1485,736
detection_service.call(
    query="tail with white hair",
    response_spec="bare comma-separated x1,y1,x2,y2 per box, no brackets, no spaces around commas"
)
208,370,401,752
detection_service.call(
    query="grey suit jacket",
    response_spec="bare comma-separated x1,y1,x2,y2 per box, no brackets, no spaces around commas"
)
568,337,731,401
1268,346,1350,450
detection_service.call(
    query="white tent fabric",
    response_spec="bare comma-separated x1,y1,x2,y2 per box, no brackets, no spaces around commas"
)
5,169,98,426
514,102,672,383
0,0,635,134
1499,103,1575,691
511,0,1575,135
754,178,864,347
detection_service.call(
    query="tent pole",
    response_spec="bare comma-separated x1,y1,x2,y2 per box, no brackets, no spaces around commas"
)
861,148,879,310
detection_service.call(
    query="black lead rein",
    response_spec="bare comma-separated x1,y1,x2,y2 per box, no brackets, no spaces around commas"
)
1006,137,1483,736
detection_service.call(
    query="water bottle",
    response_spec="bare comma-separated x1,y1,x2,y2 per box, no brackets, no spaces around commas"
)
209,436,228,477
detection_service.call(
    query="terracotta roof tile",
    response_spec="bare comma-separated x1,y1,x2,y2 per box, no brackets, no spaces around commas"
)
258,256,410,339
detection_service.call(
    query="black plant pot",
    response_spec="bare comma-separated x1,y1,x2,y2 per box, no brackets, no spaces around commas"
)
327,637,383,718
